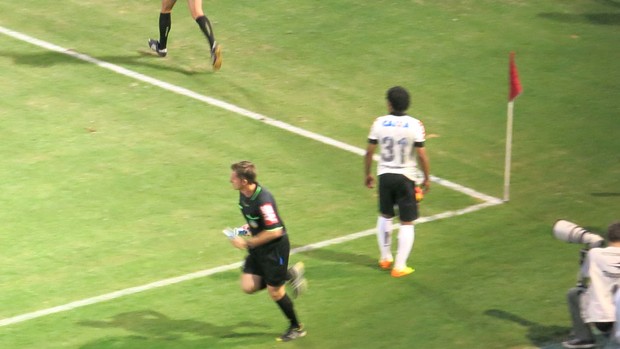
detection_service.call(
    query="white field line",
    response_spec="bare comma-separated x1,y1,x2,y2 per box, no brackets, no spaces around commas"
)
0,200,500,328
0,25,501,204
0,26,504,327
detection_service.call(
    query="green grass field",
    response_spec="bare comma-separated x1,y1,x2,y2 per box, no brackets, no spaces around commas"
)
1,1,619,348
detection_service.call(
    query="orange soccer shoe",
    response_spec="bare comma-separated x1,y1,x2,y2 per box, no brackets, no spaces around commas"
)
391,267,415,278
378,259,393,270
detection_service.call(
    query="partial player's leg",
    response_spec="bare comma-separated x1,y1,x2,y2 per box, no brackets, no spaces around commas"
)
240,273,266,294
377,216,394,269
148,0,177,57
377,174,397,270
240,254,267,293
187,0,221,70
262,241,305,342
391,177,417,277
268,285,306,342
392,223,415,277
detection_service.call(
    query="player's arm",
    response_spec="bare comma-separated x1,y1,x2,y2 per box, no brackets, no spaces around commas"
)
231,199,285,250
230,227,284,250
365,140,377,188
246,228,284,248
416,145,430,192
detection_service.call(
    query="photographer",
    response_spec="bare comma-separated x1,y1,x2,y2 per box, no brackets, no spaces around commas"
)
563,222,620,349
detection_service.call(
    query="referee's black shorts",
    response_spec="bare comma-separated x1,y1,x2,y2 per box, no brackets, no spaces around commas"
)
243,235,290,287
378,173,419,222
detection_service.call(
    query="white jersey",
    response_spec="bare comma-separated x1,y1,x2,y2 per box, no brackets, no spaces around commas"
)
368,114,426,182
614,290,620,340
581,246,620,322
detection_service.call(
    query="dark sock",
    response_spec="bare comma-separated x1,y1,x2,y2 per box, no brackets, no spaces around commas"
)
195,15,215,48
159,13,171,49
275,294,299,328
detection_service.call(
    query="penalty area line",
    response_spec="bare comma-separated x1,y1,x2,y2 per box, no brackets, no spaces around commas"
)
0,201,500,328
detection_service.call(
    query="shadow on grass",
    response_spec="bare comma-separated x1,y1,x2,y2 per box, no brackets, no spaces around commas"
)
299,245,378,270
0,50,203,75
591,192,620,197
595,0,620,9
484,309,569,347
538,12,620,25
78,310,271,344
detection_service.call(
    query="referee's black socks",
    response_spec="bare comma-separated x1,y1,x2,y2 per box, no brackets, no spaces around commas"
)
276,294,300,328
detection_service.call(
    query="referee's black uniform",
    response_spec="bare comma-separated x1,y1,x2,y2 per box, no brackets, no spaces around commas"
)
239,184,290,287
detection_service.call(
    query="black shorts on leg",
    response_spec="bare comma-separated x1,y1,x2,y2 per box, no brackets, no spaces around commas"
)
378,173,419,222
242,235,290,287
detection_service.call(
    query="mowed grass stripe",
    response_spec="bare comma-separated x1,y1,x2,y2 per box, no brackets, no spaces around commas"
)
0,24,501,329
0,25,501,204
0,201,499,328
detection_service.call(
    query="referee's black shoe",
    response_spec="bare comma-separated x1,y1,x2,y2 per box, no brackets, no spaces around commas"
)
276,325,306,342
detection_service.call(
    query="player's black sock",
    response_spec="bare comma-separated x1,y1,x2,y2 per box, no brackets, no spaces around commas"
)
276,294,299,328
159,12,171,49
195,15,215,48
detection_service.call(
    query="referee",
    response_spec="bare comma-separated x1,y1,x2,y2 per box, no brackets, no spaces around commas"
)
228,161,307,342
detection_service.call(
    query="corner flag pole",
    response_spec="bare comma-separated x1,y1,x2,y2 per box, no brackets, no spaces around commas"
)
504,52,522,202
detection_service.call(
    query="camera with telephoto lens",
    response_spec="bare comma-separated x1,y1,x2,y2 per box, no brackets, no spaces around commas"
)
553,219,605,288
553,219,605,248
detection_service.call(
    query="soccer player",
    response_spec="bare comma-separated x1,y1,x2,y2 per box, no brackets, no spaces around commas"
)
227,161,307,342
364,86,431,278
148,0,222,70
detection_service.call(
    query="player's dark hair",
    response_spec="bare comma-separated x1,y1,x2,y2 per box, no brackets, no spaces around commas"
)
386,86,410,113
608,222,620,242
231,161,257,184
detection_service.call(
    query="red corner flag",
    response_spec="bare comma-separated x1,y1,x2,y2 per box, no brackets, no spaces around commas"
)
509,52,522,101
